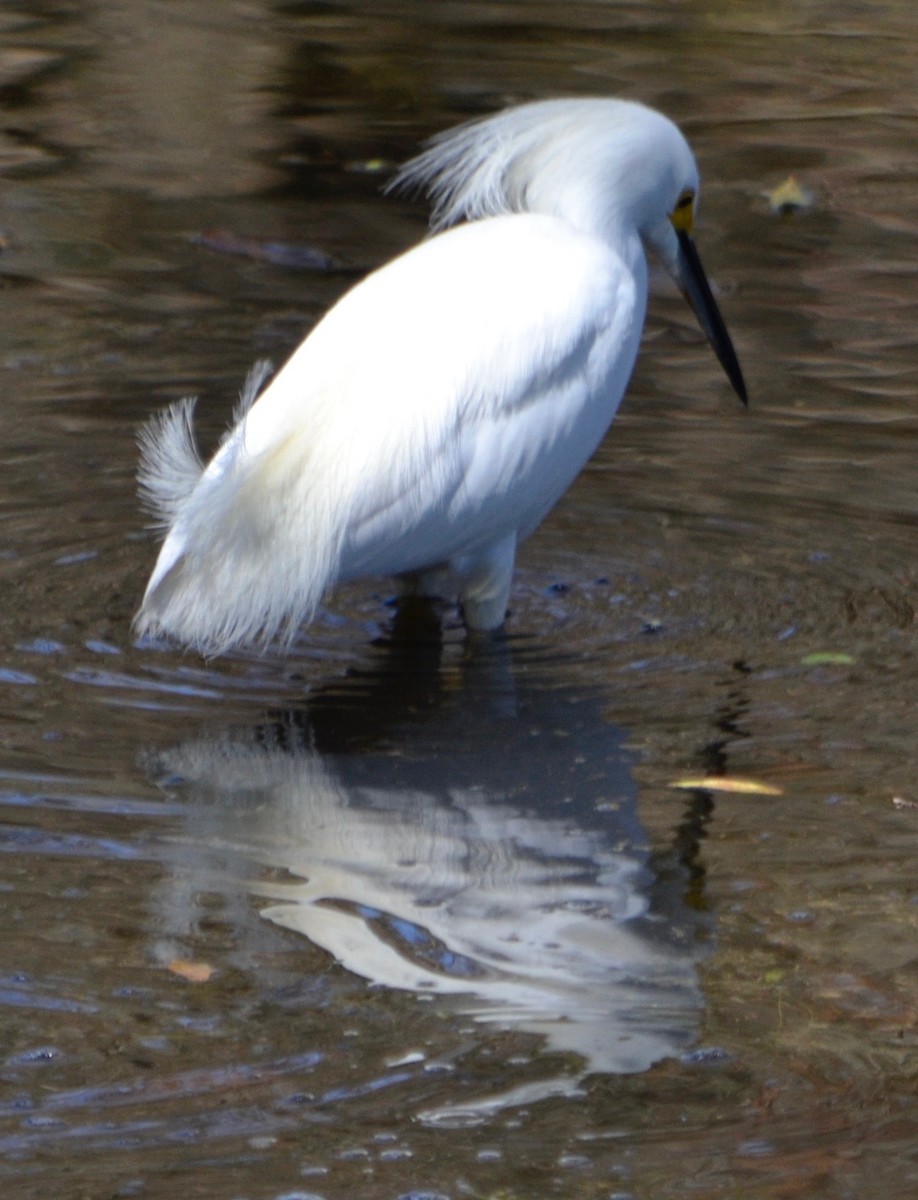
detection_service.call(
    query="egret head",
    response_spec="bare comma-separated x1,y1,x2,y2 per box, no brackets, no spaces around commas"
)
643,177,748,406
393,97,747,404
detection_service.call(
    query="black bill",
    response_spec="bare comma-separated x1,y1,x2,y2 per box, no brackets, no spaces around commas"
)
676,227,747,406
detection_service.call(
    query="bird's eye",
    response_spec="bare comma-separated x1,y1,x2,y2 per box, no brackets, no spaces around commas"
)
670,189,695,233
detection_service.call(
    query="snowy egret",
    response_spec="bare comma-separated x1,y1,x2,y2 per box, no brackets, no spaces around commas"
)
135,97,746,654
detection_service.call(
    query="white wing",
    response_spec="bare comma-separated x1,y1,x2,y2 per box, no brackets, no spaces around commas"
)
136,213,642,652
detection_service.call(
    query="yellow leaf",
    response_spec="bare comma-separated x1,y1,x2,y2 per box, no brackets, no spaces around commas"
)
801,651,855,666
669,776,784,796
167,959,215,983
767,175,814,214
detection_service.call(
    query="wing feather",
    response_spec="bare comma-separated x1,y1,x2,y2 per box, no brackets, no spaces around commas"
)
135,213,637,652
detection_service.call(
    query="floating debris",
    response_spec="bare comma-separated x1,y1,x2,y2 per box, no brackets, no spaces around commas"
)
801,651,855,666
892,796,918,811
166,959,216,983
670,777,784,796
766,175,815,216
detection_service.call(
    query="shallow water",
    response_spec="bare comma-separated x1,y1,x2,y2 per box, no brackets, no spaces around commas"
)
2,2,918,1197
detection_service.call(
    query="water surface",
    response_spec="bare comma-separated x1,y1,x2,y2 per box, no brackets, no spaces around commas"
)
1,2,917,1198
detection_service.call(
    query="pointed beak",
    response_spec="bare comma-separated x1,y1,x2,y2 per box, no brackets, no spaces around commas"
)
675,227,747,406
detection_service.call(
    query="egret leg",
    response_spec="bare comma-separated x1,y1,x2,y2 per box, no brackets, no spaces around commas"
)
455,532,517,632
399,565,451,600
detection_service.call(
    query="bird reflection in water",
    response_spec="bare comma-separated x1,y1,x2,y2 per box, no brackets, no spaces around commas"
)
150,611,712,1118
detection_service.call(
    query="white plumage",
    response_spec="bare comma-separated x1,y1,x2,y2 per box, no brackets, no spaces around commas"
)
135,97,745,654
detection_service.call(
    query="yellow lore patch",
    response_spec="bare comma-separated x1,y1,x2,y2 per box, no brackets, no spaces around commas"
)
670,188,695,234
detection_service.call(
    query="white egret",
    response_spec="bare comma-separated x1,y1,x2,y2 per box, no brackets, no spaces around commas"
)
135,97,746,654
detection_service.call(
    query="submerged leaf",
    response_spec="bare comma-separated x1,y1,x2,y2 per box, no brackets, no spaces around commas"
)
193,229,343,271
167,959,215,983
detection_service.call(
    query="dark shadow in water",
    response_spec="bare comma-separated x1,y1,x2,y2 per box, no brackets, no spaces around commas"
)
148,606,714,1121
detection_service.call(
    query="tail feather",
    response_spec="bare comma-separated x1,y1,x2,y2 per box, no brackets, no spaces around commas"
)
227,358,273,435
137,397,203,527
134,361,345,655
138,362,274,529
